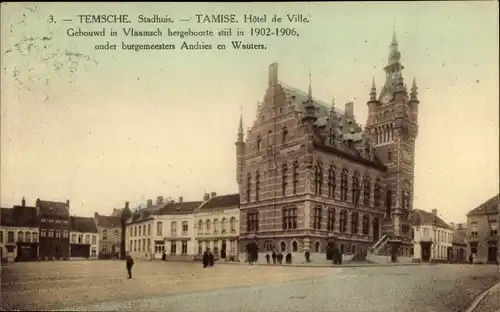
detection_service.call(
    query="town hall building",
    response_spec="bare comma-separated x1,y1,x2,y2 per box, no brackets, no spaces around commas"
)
236,32,420,261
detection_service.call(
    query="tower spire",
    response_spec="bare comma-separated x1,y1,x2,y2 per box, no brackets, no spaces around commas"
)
370,77,377,101
237,104,244,142
410,77,418,100
308,69,312,101
302,69,317,131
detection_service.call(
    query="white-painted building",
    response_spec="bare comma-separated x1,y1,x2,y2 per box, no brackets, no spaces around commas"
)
126,206,155,260
69,216,99,259
0,203,39,262
411,209,454,262
194,192,240,260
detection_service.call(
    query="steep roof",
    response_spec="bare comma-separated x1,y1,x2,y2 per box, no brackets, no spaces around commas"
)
0,206,38,227
111,208,123,217
95,213,121,228
467,193,499,216
411,209,453,230
37,199,69,218
196,194,239,212
70,216,98,233
155,201,202,215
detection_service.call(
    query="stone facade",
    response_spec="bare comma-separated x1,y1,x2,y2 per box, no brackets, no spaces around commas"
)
237,32,419,259
94,212,122,259
466,194,499,264
411,209,453,262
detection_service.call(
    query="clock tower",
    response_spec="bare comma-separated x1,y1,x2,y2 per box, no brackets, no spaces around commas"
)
365,30,420,260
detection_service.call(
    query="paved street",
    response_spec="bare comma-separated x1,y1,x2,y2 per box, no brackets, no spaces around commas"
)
1,261,499,312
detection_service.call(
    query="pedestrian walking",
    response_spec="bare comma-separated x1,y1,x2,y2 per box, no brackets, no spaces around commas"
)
305,251,310,263
272,251,277,264
265,253,270,264
209,251,214,267
125,253,134,279
202,249,209,268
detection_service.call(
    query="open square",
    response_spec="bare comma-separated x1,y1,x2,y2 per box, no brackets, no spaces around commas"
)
0,260,336,311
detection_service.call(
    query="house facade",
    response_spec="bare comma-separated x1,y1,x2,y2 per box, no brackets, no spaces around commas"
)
69,216,99,259
411,209,453,262
451,223,467,263
466,193,499,264
94,212,122,259
194,192,240,260
37,199,70,260
0,198,39,262
237,32,419,261
126,198,159,260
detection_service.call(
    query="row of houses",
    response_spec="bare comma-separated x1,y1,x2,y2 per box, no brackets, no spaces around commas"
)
0,198,127,262
1,192,498,264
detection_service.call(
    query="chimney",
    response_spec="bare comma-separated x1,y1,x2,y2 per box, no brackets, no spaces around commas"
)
178,196,183,203
431,209,437,216
203,193,210,201
147,199,153,208
125,201,129,209
157,196,164,205
268,62,278,87
210,192,217,198
22,197,26,207
345,102,354,118
66,200,70,208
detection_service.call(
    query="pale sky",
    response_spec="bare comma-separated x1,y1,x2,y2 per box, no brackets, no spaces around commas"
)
1,2,498,224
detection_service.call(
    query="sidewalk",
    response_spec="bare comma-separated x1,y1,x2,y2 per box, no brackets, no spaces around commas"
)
470,282,500,312
217,261,431,268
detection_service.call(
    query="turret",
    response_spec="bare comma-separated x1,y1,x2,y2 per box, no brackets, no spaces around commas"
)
235,109,245,186
301,71,317,133
408,78,420,125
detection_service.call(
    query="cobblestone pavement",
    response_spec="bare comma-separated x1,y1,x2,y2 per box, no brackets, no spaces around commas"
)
1,261,499,312
472,281,500,312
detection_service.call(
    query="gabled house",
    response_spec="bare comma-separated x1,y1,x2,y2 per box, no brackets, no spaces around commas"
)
36,198,70,260
70,216,99,259
411,209,453,262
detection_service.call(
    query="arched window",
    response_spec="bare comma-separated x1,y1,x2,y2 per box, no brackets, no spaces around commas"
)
292,161,299,194
205,219,211,232
328,165,336,198
352,171,360,205
351,212,359,234
246,173,252,202
103,229,108,240
282,162,288,196
17,231,24,243
386,187,392,218
25,231,31,242
247,211,259,232
363,176,371,206
213,219,219,233
198,220,203,234
221,218,227,233
255,171,260,201
230,217,236,233
267,130,272,146
282,126,288,144
257,135,262,151
314,164,323,196
374,178,381,207
315,241,320,253
340,169,348,201
280,241,286,252
339,210,348,233
292,241,298,252
156,221,163,236
362,215,370,235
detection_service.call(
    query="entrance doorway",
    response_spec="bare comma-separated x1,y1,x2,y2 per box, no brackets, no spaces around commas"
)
372,218,380,242
487,244,498,263
420,241,432,262
221,240,227,259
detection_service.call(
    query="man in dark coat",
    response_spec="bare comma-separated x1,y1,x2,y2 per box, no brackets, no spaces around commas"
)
202,249,209,268
209,251,214,267
125,253,134,279
271,251,277,264
265,253,270,264
305,251,311,263
277,252,283,265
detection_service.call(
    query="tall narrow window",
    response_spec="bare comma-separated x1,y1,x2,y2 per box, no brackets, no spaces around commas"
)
352,171,360,205
247,211,259,232
282,207,298,230
351,212,359,234
282,162,288,196
314,164,323,196
362,215,370,235
292,161,299,194
386,187,392,218
387,150,392,162
313,206,322,230
339,210,347,233
255,171,260,201
246,173,252,202
267,130,272,146
363,176,371,206
282,126,288,144
340,169,348,201
374,178,381,208
327,209,335,232
257,135,262,151
328,165,336,198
